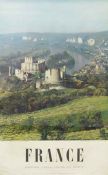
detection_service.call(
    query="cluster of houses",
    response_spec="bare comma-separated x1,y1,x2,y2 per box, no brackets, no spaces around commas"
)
66,37,95,46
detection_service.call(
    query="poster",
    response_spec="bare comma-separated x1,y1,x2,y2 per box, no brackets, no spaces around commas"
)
0,0,108,174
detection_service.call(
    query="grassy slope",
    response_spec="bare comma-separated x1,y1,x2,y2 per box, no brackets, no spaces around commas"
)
0,96,108,140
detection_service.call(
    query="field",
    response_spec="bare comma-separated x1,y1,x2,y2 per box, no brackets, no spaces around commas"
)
0,96,108,140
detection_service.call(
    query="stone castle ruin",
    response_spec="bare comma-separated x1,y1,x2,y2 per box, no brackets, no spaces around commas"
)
15,57,45,80
13,56,67,89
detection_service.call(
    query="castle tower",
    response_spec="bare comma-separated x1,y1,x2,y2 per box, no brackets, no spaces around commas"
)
9,66,11,76
45,68,61,84
25,57,33,64
60,66,66,79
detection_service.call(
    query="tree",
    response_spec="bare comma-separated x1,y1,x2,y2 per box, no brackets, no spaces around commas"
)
94,88,107,96
80,111,103,130
80,116,90,130
100,129,106,139
92,112,103,129
37,120,50,140
20,117,34,131
55,119,69,140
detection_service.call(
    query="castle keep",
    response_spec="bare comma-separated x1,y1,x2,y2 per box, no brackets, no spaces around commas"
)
45,67,65,84
45,69,61,84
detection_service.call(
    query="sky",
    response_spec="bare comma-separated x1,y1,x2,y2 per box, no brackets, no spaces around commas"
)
0,0,108,34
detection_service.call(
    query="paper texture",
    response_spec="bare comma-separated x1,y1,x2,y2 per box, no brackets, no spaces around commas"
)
0,141,108,175
0,0,108,174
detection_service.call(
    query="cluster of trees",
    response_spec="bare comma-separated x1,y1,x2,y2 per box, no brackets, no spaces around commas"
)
47,51,75,68
80,112,103,130
15,111,103,140
63,73,108,96
39,111,103,140
0,82,108,115
73,73,108,90
0,89,75,115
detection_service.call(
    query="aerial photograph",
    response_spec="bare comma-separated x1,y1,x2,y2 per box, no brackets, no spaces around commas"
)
0,0,108,140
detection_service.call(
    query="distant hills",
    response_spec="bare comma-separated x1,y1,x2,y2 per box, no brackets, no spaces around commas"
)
0,31,108,56
0,31,108,74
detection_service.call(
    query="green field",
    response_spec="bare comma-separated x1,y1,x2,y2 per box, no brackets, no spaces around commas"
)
0,96,108,140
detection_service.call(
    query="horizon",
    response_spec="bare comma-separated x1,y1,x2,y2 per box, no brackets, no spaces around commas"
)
0,0,108,34
0,30,108,35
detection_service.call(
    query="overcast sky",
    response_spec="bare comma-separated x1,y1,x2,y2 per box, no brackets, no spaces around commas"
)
0,0,108,34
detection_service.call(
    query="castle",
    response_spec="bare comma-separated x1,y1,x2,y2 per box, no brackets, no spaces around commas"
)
14,56,67,89
15,57,45,80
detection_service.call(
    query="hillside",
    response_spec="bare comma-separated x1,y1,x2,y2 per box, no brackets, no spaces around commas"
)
0,96,108,140
46,51,75,69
